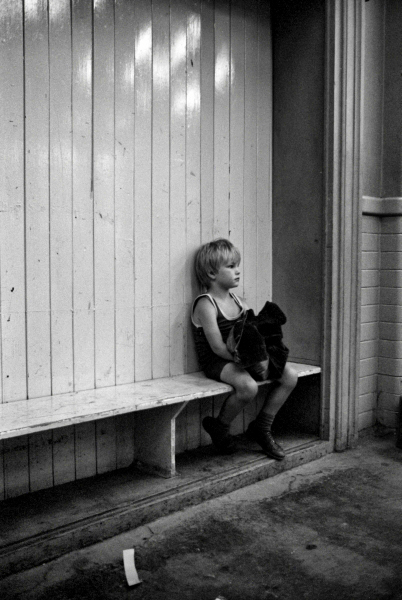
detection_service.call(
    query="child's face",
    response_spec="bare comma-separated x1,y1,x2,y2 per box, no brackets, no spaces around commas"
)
213,259,241,290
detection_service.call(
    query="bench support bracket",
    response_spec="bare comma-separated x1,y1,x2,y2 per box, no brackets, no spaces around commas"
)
133,401,189,478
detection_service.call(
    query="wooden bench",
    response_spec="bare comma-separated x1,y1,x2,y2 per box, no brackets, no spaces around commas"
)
0,363,321,478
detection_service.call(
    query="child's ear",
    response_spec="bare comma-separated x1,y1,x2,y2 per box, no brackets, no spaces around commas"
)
208,271,216,281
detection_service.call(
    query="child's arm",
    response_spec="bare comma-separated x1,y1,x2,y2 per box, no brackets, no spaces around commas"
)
194,297,234,361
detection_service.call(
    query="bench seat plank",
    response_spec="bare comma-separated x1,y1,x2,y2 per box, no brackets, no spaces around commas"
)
0,364,320,440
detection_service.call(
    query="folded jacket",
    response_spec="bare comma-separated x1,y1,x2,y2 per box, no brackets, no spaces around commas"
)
256,301,289,378
226,301,289,378
226,310,268,368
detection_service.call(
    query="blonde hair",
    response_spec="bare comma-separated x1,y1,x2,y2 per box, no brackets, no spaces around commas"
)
194,238,241,290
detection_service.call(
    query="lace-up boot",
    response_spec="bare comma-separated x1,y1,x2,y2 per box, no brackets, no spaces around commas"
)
246,417,285,461
202,417,237,454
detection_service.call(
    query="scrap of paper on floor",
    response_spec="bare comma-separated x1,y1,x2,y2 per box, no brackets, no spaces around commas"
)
123,548,142,586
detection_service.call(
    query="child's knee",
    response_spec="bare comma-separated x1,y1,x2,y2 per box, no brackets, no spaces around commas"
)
280,365,298,391
236,377,259,403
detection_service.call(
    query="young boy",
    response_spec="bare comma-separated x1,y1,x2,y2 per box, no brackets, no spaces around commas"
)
191,238,298,460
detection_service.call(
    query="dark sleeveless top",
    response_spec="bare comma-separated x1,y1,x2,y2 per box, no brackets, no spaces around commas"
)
191,293,245,373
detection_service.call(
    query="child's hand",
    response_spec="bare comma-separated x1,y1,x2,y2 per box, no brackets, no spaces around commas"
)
248,360,269,381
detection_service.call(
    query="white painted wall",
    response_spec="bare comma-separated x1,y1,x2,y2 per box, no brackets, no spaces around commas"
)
0,0,273,498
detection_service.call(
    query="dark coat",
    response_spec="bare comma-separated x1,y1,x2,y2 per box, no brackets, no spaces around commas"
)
226,301,289,379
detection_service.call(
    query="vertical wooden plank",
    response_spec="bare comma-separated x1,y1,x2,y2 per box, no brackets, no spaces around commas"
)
229,0,245,298
152,0,170,379
49,0,74,395
256,1,272,310
152,306,171,379
186,399,202,449
28,431,53,492
93,0,115,388
3,437,29,499
96,417,117,474
200,396,214,446
134,0,153,381
134,308,152,381
72,0,95,392
170,304,186,376
75,422,97,480
25,0,51,399
53,426,76,485
25,0,51,496
213,393,227,425
243,1,258,309
186,0,202,373
115,0,135,385
170,0,187,376
0,0,27,403
186,0,202,283
213,0,230,238
200,0,215,244
116,413,135,469
0,442,4,500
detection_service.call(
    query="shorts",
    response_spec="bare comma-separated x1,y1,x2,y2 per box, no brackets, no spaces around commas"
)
203,358,232,382
203,358,280,383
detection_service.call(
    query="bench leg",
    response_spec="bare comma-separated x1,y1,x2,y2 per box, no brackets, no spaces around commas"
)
133,402,188,478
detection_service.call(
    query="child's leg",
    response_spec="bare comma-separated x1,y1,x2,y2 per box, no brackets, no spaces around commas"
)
218,362,259,424
260,363,298,417
247,364,298,460
202,363,258,453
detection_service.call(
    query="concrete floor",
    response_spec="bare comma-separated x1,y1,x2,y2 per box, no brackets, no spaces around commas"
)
1,431,402,600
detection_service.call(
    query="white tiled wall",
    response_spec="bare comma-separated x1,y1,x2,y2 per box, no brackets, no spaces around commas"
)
360,216,380,430
360,215,402,430
378,217,402,427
